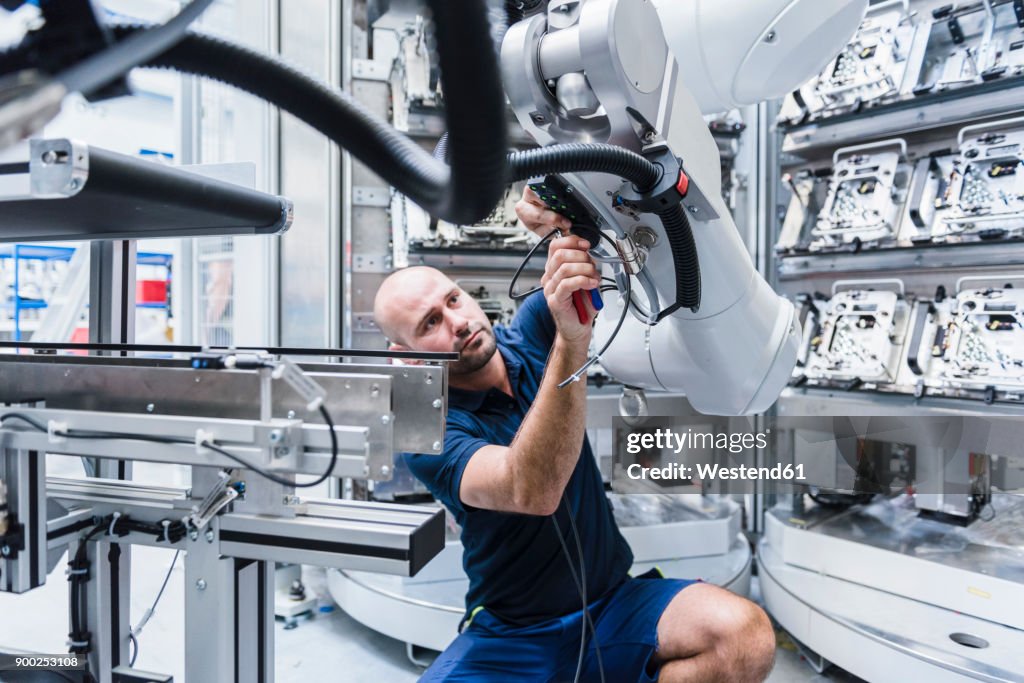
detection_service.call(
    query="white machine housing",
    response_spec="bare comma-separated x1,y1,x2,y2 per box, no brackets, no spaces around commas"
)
653,0,868,114
502,0,865,414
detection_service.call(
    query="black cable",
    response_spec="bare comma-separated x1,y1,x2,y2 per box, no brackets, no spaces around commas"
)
551,506,586,683
504,224,635,388
67,518,111,679
0,406,341,489
0,411,47,432
508,145,661,192
508,229,558,301
101,12,509,227
203,404,339,488
551,496,604,683
557,230,633,388
655,203,701,313
129,633,139,668
151,550,179,609
130,549,180,667
564,495,605,683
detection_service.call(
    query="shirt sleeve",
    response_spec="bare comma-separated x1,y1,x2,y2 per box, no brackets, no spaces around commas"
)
512,289,556,351
403,419,490,515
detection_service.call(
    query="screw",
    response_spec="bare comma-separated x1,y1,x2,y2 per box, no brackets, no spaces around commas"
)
432,399,442,409
432,441,442,451
274,446,289,458
688,205,699,214
381,465,391,477
205,529,215,543
196,579,207,591
68,178,80,191
287,410,296,419
370,384,380,398
146,403,155,413
764,30,777,43
425,375,433,384
1,545,9,557
269,429,283,443
381,415,391,425
189,528,199,541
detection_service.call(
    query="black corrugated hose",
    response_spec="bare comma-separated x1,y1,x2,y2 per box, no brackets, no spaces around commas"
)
509,145,701,313
656,203,702,313
101,1,509,226
0,5,702,312
507,144,661,191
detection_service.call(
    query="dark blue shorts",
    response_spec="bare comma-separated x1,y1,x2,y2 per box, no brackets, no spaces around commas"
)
419,569,699,682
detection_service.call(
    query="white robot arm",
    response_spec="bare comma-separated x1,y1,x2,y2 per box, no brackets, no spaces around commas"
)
501,0,866,415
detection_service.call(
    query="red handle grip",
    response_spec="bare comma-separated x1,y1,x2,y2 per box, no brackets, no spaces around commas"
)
572,290,589,324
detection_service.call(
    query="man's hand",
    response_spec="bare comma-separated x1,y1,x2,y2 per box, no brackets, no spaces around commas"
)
516,186,571,237
544,235,600,344
516,187,598,343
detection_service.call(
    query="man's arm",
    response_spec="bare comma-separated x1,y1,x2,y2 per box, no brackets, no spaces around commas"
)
459,230,600,516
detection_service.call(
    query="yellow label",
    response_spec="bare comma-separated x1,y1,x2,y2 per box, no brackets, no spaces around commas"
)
967,587,991,599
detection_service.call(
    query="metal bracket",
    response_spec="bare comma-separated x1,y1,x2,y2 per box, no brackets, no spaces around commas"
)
353,185,391,207
352,59,391,81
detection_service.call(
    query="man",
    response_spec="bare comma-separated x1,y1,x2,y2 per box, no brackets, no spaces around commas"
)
372,189,776,682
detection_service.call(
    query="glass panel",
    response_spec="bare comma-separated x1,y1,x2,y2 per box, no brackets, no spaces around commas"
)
278,0,336,348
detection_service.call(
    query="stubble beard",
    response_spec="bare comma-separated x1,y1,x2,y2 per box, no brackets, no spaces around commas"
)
450,327,497,376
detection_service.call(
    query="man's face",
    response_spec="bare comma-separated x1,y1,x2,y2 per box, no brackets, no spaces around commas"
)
379,269,498,376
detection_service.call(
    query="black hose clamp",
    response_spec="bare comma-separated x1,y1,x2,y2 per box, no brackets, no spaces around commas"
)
612,145,687,213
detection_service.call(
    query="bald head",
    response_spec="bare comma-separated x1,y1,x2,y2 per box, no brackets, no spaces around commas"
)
373,267,498,375
374,267,452,345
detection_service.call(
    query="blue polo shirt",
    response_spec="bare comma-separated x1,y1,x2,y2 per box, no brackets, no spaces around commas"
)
404,292,633,625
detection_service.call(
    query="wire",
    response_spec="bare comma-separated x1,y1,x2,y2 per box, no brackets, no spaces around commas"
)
551,505,586,683
508,229,558,301
0,406,341,489
130,549,180,667
129,633,139,669
565,494,605,683
557,230,633,389
202,404,339,488
56,0,215,96
551,496,605,683
68,519,112,681
0,411,46,432
504,225,636,388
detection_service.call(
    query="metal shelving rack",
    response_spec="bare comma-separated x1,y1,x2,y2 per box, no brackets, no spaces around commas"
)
769,0,1024,413
0,245,173,342
758,3,1024,679
0,244,75,341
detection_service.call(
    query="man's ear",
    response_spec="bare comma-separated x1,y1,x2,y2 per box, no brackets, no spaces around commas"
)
388,341,423,366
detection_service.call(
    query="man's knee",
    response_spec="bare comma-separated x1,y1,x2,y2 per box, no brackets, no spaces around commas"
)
712,596,775,680
657,583,775,681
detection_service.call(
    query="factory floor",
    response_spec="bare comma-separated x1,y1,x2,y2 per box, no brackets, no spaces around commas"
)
0,558,864,683
276,566,867,683
0,459,863,681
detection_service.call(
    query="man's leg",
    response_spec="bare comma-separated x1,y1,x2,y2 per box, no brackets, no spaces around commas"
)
420,609,565,682
652,582,776,682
